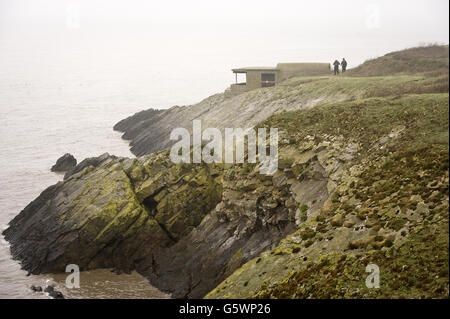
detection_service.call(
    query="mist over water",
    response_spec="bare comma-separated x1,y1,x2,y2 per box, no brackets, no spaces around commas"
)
0,0,447,298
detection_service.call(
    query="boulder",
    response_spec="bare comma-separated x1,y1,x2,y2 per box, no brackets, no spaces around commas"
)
44,285,64,299
30,285,42,292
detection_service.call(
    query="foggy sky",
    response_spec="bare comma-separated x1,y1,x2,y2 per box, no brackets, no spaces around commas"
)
0,0,448,100
1,0,448,45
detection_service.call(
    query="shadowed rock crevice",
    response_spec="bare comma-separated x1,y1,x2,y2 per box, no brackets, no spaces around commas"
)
142,194,177,243
142,196,158,213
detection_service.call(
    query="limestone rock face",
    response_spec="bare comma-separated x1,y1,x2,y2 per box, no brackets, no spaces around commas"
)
51,153,77,172
144,166,300,298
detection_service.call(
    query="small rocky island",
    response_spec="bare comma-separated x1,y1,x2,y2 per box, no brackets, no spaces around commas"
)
3,46,449,299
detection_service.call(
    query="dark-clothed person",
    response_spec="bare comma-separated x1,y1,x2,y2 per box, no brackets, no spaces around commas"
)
333,60,340,75
341,58,347,73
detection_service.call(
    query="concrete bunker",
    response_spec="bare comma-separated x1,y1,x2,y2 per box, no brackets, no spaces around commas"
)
225,62,331,97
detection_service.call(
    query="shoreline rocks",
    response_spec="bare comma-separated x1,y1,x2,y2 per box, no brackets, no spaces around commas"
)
44,285,64,299
30,285,42,292
30,282,65,299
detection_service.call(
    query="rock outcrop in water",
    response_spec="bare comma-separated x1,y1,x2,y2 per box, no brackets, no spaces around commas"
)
3,46,449,299
51,153,77,172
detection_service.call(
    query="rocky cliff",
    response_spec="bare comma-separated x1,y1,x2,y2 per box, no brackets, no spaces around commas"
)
3,46,449,299
207,93,449,298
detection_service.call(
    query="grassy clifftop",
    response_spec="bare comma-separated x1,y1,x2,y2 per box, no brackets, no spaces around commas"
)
347,45,449,77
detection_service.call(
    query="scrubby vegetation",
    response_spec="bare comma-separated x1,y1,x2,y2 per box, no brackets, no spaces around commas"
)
264,93,449,152
252,220,448,298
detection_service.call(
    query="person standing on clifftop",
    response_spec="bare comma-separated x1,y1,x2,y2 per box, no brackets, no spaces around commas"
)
341,58,348,73
333,59,340,75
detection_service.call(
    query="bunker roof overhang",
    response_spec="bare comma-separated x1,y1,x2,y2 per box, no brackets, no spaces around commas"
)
232,67,280,73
